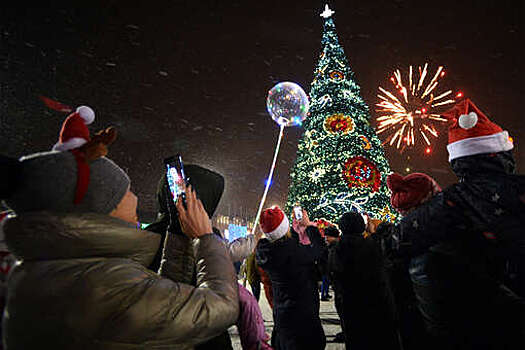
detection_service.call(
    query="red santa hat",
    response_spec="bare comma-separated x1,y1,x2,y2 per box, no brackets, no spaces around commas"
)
441,98,513,162
52,106,95,151
260,206,290,242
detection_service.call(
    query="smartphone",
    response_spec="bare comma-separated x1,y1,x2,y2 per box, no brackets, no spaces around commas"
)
293,205,303,220
164,155,188,207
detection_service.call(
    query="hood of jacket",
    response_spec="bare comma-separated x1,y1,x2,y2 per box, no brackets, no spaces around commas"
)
147,164,225,234
3,211,160,266
451,150,516,180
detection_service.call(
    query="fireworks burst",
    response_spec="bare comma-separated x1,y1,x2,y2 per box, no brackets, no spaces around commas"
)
375,63,460,152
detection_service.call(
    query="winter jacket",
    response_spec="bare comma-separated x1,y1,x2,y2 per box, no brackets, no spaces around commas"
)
332,232,401,350
384,151,525,349
2,212,239,350
237,283,272,350
256,226,326,350
391,152,525,273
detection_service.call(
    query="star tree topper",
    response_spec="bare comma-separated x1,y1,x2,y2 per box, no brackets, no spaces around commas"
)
320,4,335,18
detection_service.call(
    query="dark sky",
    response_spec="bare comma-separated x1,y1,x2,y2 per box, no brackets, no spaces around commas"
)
1,0,523,221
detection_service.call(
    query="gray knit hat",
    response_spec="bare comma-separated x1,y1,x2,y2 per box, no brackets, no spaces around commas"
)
6,151,130,214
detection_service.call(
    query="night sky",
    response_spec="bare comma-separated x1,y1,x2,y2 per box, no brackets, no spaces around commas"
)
1,0,523,221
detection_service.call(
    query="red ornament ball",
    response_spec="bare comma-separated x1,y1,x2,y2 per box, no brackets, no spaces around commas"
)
342,156,382,192
324,113,355,134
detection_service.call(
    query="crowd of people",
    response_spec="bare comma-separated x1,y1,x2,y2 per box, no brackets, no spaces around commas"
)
0,97,523,350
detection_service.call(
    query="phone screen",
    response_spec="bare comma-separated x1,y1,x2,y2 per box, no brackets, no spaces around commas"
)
165,155,187,204
293,206,303,220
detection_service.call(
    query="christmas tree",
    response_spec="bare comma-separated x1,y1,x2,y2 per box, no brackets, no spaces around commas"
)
286,5,396,224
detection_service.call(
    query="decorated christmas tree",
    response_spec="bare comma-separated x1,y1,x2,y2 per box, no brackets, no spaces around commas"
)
286,5,396,224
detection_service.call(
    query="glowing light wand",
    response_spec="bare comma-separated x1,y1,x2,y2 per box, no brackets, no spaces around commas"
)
252,82,310,232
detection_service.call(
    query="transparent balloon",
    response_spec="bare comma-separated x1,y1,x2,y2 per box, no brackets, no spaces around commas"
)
266,82,310,127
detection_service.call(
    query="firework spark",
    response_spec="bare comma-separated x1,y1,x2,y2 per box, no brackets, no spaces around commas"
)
376,64,458,152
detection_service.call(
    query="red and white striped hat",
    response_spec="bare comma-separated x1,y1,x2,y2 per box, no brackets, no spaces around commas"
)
442,99,513,162
260,206,290,242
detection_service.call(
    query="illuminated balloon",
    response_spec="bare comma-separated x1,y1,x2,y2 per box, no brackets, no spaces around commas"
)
266,82,309,127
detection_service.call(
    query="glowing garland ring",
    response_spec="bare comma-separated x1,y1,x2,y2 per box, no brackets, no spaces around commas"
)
360,135,371,150
342,156,382,192
329,70,344,81
324,113,355,134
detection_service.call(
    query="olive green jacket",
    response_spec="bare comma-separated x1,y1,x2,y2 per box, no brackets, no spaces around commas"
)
2,212,239,349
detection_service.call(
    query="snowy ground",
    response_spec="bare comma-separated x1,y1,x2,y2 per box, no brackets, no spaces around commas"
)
229,284,346,349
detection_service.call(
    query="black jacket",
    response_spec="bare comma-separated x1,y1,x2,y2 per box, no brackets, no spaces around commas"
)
392,152,524,274
383,151,525,349
331,232,401,350
256,226,326,350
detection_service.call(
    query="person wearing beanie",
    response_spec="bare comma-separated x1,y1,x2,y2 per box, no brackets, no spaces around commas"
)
331,212,401,350
378,98,525,349
382,172,442,350
255,206,326,350
1,121,239,349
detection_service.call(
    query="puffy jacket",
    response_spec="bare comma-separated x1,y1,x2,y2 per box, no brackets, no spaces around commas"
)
3,212,239,350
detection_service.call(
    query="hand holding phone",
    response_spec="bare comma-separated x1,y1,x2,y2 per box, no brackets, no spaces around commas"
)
176,185,212,238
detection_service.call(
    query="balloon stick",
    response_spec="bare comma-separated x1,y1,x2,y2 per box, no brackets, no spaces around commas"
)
252,123,285,232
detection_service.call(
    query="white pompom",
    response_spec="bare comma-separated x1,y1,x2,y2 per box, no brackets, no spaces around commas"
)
458,111,478,130
76,106,95,125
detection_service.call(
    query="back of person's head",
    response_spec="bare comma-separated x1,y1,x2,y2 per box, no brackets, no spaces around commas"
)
338,212,365,236
260,206,289,242
451,150,516,178
324,225,340,238
5,151,130,215
387,172,441,214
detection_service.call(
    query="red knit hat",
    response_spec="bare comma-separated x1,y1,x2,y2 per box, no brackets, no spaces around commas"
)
441,98,513,161
52,106,95,152
260,206,290,242
387,172,441,214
